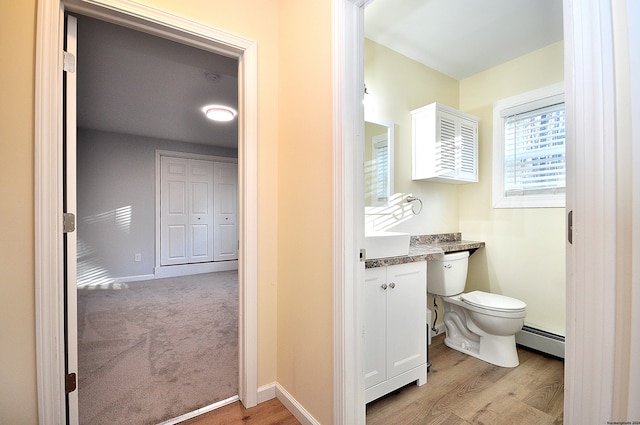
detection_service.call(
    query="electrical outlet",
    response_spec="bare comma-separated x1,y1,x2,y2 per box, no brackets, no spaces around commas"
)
134,253,142,262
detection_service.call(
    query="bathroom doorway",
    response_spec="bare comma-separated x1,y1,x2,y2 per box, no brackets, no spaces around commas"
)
361,0,566,421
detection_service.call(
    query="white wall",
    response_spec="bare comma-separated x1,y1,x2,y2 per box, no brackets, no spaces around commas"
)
77,128,237,283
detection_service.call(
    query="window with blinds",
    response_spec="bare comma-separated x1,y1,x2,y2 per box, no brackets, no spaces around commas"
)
493,83,566,208
504,102,565,195
374,141,388,203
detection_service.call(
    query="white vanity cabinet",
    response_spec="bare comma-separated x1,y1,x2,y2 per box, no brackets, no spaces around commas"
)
364,261,427,403
411,102,479,183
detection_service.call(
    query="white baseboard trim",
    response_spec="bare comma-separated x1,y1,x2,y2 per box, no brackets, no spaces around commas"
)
276,383,321,425
155,383,275,425
154,260,238,278
157,395,239,425
155,383,318,425
257,382,276,403
114,274,156,283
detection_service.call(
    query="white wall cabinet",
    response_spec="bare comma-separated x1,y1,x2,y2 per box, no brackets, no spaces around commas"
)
412,102,479,183
364,261,427,403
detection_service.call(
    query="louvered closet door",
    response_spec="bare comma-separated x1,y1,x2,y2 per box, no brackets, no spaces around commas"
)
458,120,478,181
435,111,458,178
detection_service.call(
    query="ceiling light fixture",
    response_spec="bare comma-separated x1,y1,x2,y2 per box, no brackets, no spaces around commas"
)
202,105,237,122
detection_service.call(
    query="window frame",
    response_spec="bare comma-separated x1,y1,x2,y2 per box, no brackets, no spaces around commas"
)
492,82,566,208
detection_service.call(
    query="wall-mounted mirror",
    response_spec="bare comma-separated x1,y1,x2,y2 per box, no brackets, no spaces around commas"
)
364,119,394,206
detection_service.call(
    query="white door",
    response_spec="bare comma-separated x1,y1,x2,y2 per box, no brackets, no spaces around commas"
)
385,262,427,379
189,159,215,262
214,162,238,261
160,156,214,265
64,14,79,425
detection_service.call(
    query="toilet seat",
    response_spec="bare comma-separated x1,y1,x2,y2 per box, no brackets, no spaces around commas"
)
461,290,526,313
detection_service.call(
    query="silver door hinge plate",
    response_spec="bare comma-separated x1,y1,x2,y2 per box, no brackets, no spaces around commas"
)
63,51,76,73
360,249,366,262
63,213,76,233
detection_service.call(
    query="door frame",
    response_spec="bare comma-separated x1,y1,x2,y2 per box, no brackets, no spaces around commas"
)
34,0,259,422
340,0,634,423
332,0,366,424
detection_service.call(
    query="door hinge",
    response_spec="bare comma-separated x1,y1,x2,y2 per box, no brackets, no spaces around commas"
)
567,210,573,244
63,51,76,73
63,213,76,233
360,249,366,262
65,373,77,394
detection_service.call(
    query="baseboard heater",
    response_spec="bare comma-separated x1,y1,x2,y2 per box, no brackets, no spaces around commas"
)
515,325,565,359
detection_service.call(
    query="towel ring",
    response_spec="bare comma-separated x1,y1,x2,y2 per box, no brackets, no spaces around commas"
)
405,196,423,215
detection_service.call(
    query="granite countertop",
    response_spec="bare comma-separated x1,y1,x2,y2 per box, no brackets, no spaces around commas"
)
365,232,485,268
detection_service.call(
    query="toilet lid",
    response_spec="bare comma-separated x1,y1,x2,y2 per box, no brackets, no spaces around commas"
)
461,291,527,312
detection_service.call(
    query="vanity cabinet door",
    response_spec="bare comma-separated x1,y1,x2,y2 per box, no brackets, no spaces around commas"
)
364,267,387,389
364,261,427,391
385,262,427,378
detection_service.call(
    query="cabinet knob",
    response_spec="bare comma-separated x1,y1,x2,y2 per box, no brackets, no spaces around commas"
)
381,283,388,290
389,282,396,289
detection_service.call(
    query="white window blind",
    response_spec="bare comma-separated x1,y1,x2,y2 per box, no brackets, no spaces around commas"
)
503,102,565,196
374,141,388,202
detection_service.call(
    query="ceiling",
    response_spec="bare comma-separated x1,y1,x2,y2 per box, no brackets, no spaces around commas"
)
76,15,239,148
76,2,563,148
365,0,564,80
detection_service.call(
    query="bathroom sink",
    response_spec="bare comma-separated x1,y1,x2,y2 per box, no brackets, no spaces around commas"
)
364,231,411,259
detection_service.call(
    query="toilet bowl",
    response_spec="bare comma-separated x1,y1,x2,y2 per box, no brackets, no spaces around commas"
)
427,251,526,367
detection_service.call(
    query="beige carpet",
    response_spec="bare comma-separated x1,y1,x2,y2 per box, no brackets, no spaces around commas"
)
77,271,238,425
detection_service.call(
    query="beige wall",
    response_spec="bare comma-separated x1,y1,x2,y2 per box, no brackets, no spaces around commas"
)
459,42,566,334
276,1,334,423
0,2,37,423
0,0,336,423
364,39,461,234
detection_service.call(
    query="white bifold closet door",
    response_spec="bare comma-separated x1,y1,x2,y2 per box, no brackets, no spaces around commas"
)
161,157,215,265
213,161,238,261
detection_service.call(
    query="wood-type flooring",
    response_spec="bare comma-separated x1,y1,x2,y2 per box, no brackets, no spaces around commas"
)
179,398,300,425
182,333,564,425
366,333,564,425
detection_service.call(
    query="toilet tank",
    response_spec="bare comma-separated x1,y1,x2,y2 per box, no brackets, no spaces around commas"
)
427,251,469,296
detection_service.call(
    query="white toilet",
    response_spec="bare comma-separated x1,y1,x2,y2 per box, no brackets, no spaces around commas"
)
427,251,526,367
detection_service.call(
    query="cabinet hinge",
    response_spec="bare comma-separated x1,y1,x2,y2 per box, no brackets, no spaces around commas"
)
63,213,76,233
65,373,77,394
63,51,76,73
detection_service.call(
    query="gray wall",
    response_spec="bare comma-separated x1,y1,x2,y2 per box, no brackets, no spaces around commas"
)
77,128,237,285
